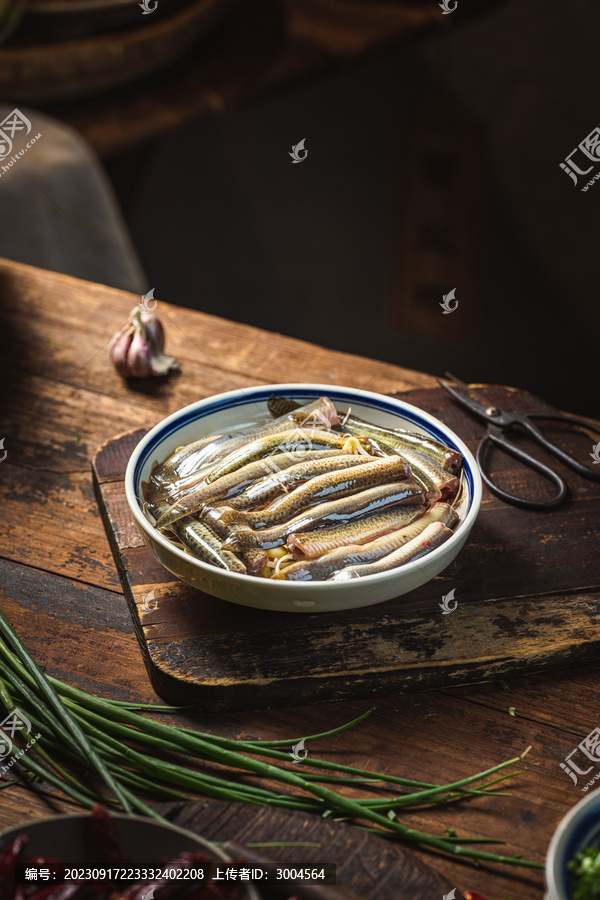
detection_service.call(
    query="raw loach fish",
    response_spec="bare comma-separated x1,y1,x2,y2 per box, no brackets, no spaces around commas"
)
287,506,427,559
329,522,454,580
151,450,341,528
267,395,463,473
219,456,409,530
218,481,426,552
226,453,371,510
144,395,465,580
273,503,458,580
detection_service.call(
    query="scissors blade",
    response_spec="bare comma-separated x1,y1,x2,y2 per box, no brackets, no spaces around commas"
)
444,371,474,394
439,374,504,425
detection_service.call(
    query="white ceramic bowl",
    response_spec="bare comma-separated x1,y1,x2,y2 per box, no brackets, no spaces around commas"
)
125,384,482,613
546,789,600,900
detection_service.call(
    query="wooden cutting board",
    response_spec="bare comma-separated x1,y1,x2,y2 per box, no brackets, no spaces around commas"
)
164,798,451,899
92,385,600,711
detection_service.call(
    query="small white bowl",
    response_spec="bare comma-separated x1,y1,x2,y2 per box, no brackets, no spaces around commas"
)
546,789,600,900
125,383,482,613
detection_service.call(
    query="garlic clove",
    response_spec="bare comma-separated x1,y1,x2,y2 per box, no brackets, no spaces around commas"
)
127,328,154,378
141,310,165,353
109,304,178,379
147,348,178,376
109,327,134,378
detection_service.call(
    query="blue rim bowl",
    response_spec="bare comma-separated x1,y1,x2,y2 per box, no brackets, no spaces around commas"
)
124,383,482,613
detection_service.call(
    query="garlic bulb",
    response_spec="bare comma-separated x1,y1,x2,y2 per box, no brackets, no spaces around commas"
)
109,307,178,379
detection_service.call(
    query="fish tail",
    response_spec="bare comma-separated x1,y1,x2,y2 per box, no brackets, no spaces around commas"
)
241,548,268,574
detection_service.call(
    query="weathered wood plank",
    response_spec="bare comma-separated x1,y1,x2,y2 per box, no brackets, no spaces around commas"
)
0,260,435,413
0,464,122,590
91,385,600,710
0,786,76,830
171,800,451,899
0,376,156,471
0,561,144,701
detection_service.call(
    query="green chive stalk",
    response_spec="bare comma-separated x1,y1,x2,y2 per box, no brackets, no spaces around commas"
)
0,609,543,870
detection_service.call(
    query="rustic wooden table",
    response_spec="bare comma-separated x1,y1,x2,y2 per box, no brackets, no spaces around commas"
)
0,257,596,900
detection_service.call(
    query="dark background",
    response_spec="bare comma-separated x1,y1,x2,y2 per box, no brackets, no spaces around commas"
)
115,0,598,417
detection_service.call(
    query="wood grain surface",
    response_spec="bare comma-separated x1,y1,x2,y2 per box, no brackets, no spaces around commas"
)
2,258,600,900
169,800,450,899
92,386,600,711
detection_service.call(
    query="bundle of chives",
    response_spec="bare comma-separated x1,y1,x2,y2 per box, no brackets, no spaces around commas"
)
0,609,542,870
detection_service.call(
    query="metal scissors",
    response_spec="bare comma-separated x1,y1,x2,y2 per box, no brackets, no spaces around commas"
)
440,374,600,509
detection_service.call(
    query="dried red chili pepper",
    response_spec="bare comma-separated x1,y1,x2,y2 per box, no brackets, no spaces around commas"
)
3,809,287,900
0,834,28,900
87,806,132,868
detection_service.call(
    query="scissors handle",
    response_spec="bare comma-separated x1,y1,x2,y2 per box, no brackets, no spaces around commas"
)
524,414,600,480
477,427,568,509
